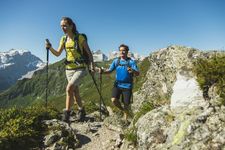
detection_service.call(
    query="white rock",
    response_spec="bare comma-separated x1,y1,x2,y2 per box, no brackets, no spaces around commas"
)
170,72,206,109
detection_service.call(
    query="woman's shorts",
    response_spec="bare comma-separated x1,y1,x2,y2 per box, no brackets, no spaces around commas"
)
66,68,87,86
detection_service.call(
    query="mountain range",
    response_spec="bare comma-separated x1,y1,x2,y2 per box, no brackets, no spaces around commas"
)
0,49,44,91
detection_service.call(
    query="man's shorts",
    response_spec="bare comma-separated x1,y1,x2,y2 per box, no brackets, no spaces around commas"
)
112,86,132,105
66,68,87,86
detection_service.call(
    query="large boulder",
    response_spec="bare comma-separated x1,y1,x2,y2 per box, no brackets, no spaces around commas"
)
135,105,225,150
130,46,225,149
132,45,203,112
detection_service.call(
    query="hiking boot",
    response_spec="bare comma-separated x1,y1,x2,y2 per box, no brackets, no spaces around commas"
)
62,110,70,123
77,108,86,122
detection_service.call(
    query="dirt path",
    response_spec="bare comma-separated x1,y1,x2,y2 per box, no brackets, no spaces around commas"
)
77,125,120,150
69,115,124,150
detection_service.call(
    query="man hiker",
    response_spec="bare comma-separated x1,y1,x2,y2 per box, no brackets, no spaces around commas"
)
97,44,139,121
45,17,95,122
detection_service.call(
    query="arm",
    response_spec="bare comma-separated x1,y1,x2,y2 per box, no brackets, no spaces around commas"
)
95,67,113,74
129,61,140,76
100,68,113,74
96,59,116,74
83,41,94,64
46,40,64,57
83,40,94,66
131,68,140,76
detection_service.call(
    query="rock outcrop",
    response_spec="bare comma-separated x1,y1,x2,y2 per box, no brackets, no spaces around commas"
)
133,45,203,111
129,45,225,150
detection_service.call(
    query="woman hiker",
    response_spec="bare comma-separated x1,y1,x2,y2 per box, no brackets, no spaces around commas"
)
45,17,95,122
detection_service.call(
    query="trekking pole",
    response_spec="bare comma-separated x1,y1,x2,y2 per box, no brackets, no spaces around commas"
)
99,72,102,120
45,39,50,109
88,70,108,117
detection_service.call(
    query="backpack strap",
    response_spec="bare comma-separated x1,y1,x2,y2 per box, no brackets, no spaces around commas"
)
64,33,86,64
116,57,121,67
116,57,131,68
63,36,68,59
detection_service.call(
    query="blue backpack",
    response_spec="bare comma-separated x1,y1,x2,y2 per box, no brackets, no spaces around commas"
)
115,57,133,84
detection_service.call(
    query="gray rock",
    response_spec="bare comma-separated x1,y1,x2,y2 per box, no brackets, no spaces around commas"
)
132,46,204,113
44,132,60,146
43,119,79,149
135,106,171,149
133,103,225,149
115,134,124,148
127,46,225,149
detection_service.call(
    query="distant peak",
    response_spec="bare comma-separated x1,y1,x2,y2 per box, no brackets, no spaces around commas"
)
1,49,30,56
8,49,29,55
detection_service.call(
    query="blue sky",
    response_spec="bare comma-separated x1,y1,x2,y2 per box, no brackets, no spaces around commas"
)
0,0,225,63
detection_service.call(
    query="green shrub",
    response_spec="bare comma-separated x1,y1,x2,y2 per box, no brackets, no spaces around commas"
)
193,54,225,104
133,57,151,92
0,106,60,149
124,126,137,145
133,101,154,125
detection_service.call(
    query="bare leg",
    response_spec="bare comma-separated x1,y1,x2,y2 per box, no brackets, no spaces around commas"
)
123,105,130,121
73,86,83,109
111,97,124,111
73,86,86,121
66,83,75,111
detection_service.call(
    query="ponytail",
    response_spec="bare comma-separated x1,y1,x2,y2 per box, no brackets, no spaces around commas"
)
72,22,77,34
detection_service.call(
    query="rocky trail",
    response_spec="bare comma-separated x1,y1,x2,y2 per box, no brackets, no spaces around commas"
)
43,111,134,150
75,122,122,150
72,117,122,150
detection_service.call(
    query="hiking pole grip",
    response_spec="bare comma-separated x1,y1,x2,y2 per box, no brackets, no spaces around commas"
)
45,39,50,62
45,38,50,44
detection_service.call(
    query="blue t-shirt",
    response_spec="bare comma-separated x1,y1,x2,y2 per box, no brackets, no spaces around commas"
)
109,57,139,89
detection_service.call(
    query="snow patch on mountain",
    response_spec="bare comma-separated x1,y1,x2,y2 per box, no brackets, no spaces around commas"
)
20,63,46,80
